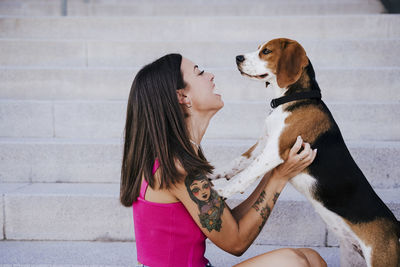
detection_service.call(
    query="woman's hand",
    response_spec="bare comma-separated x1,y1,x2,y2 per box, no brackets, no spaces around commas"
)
272,136,317,183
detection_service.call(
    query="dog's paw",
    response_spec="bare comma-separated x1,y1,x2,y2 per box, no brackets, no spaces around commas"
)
215,187,231,199
212,169,235,180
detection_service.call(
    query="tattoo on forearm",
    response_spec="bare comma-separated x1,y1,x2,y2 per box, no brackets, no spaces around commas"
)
252,190,266,212
258,205,271,232
272,192,280,204
185,173,225,232
252,190,280,232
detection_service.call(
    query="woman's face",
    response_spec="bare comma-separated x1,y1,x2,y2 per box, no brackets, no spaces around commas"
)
189,179,211,202
180,57,224,114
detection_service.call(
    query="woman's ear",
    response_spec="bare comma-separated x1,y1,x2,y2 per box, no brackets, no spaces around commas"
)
176,89,191,106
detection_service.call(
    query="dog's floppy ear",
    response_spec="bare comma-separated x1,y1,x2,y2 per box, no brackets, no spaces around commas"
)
276,40,308,88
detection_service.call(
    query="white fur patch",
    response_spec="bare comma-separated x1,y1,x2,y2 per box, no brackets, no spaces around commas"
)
239,45,286,96
240,48,269,78
214,106,288,198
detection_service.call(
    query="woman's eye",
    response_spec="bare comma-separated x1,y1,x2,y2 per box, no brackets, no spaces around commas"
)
203,183,209,189
262,49,272,55
192,188,200,193
199,70,204,75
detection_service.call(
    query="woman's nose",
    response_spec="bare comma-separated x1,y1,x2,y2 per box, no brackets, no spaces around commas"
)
210,73,215,81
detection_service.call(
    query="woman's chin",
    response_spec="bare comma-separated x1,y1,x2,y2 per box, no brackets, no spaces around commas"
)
214,93,223,103
214,99,224,111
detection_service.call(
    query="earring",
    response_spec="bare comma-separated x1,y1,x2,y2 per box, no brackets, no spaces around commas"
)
185,97,192,108
178,91,192,108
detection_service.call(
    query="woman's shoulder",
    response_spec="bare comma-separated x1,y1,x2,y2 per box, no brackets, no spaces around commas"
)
144,168,180,203
174,158,188,178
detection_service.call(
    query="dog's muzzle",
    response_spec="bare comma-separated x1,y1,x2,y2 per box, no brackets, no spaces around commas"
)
236,55,245,64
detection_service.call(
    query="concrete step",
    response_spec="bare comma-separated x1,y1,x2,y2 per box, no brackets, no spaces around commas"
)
227,184,400,248
0,138,399,189
64,2,386,17
1,100,399,140
0,240,340,267
206,101,400,140
0,0,385,16
0,15,399,41
1,39,400,68
0,181,398,248
0,67,400,103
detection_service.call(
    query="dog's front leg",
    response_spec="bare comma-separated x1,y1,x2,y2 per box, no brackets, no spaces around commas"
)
211,138,266,180
211,125,269,180
213,141,283,199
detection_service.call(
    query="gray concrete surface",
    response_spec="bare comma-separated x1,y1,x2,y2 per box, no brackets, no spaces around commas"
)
1,39,400,68
1,100,399,140
1,182,399,245
0,240,339,267
0,139,399,188
0,0,385,16
1,15,399,41
1,67,399,102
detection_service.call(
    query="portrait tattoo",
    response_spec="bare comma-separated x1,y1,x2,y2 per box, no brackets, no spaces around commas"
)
185,173,225,232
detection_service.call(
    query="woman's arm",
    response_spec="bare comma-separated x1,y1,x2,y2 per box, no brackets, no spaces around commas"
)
230,170,273,222
170,137,317,256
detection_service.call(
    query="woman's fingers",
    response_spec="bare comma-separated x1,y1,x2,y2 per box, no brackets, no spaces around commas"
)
301,148,317,168
289,136,303,157
285,136,318,173
297,142,311,161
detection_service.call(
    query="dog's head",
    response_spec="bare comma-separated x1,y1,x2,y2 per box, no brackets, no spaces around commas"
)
236,38,309,90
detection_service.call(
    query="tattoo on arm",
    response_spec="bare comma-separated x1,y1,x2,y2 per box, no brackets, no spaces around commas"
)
185,173,225,232
252,190,280,232
272,192,280,204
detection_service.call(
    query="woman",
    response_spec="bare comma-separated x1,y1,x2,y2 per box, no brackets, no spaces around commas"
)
120,53,327,267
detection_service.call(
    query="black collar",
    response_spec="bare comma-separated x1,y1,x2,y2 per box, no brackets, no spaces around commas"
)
270,59,322,109
270,90,321,108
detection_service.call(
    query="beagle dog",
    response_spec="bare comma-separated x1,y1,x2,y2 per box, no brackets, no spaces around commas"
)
212,38,400,267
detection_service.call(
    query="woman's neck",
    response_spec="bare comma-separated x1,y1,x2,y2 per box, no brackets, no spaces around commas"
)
186,112,213,154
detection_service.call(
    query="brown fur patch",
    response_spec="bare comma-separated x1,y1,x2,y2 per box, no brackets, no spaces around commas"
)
345,218,400,267
259,38,308,88
286,67,311,94
241,142,258,159
278,105,331,160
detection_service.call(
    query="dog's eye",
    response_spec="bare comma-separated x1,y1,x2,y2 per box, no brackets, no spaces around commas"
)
262,49,272,55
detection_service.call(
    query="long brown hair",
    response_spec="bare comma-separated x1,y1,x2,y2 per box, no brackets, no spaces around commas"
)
120,53,214,207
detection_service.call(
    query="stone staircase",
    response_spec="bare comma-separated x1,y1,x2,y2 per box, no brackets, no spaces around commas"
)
0,0,399,266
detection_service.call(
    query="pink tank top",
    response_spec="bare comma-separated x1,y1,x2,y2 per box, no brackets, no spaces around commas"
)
132,159,209,267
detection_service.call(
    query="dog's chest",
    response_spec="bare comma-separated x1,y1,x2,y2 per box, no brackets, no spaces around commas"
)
265,107,364,252
264,107,289,137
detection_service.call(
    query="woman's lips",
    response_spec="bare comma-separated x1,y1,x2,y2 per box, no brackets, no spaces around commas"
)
212,83,221,96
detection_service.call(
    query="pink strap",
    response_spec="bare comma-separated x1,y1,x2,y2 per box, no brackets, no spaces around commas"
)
139,159,160,198
152,158,160,175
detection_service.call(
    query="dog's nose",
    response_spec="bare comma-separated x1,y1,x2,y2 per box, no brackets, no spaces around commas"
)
236,55,245,63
